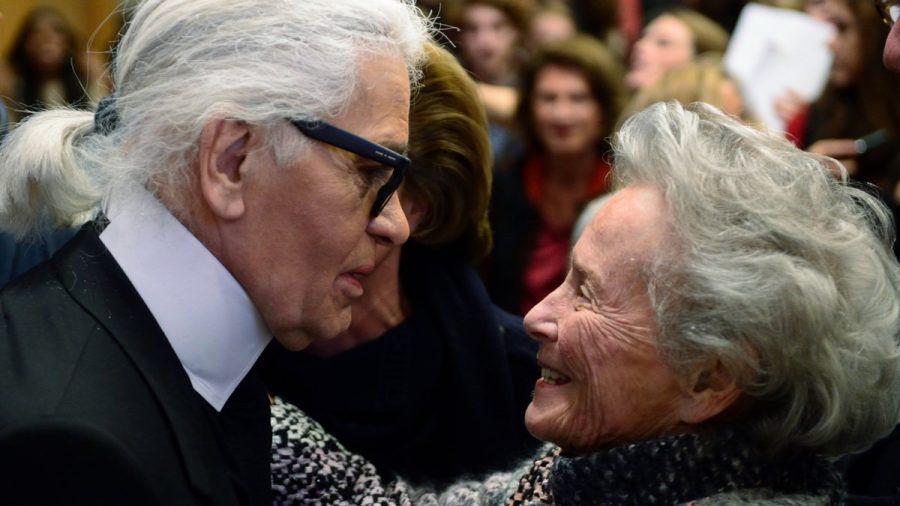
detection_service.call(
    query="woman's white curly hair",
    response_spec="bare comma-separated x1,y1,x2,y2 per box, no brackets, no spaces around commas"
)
615,101,900,456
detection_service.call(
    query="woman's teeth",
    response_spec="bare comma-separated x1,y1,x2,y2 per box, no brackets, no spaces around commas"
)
541,367,571,385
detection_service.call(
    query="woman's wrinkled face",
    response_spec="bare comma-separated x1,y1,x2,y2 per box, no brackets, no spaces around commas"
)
531,65,602,157
626,15,694,90
523,186,689,454
825,0,862,88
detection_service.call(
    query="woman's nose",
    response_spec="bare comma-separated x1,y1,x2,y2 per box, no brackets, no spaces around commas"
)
524,290,563,342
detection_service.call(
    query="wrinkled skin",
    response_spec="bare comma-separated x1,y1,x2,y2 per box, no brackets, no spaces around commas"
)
524,186,692,454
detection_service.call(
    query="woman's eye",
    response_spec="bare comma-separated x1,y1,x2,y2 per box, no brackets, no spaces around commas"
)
574,284,593,310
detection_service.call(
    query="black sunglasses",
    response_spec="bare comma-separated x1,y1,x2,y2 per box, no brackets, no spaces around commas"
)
291,119,410,217
876,0,900,26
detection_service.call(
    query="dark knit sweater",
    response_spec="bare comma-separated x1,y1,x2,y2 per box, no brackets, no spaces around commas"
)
548,429,844,505
424,429,846,505
263,242,540,486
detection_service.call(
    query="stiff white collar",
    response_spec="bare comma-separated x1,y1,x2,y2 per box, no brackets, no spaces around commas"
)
99,185,271,411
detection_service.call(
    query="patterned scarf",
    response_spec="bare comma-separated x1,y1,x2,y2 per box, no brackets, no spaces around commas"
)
506,428,845,505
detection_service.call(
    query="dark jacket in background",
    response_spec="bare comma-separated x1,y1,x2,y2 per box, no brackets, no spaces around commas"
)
486,159,539,316
263,242,540,486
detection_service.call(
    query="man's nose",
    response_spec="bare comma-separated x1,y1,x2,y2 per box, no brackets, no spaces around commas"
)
367,192,410,246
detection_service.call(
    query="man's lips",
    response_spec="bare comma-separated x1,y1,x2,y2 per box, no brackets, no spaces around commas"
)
338,264,374,296
348,263,374,277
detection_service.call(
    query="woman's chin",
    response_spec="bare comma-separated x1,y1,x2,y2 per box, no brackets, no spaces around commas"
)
525,401,564,445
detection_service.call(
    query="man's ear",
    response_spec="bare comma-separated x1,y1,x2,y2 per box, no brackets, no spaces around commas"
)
197,119,253,220
677,359,742,425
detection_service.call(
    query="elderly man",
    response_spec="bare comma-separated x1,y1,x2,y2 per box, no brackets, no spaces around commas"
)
0,1,428,504
880,0,900,69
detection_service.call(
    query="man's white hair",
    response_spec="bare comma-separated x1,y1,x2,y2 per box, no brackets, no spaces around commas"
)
615,101,900,456
0,0,431,237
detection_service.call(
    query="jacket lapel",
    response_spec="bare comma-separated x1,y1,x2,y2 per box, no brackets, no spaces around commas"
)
50,226,239,504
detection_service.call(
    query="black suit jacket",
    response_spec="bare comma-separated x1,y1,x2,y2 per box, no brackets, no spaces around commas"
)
0,226,271,505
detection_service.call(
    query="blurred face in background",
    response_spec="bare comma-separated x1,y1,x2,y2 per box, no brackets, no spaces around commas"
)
627,15,694,90
531,64,602,157
459,4,519,84
823,0,862,88
24,14,70,75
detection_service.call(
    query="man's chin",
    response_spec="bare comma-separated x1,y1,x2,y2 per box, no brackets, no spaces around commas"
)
271,305,352,351
273,331,314,352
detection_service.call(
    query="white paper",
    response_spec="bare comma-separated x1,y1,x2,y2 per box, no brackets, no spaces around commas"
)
724,3,834,133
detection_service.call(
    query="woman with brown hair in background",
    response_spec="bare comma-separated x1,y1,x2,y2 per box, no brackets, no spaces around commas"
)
4,7,93,121
791,0,900,202
487,35,626,316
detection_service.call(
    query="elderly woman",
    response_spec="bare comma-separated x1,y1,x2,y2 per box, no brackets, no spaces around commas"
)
264,42,539,498
268,101,900,504
422,101,900,504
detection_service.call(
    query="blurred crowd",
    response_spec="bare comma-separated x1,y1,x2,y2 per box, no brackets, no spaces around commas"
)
1,0,898,306
425,0,900,316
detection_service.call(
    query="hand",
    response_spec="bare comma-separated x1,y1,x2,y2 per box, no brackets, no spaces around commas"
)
807,138,859,176
773,89,809,124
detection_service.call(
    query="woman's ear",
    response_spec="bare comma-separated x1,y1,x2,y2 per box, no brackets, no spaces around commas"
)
677,359,742,425
197,119,253,220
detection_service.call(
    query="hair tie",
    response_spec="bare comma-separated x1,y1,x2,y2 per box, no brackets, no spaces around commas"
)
93,95,119,135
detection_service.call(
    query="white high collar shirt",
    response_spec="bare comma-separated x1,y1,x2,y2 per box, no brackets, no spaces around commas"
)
99,185,271,411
